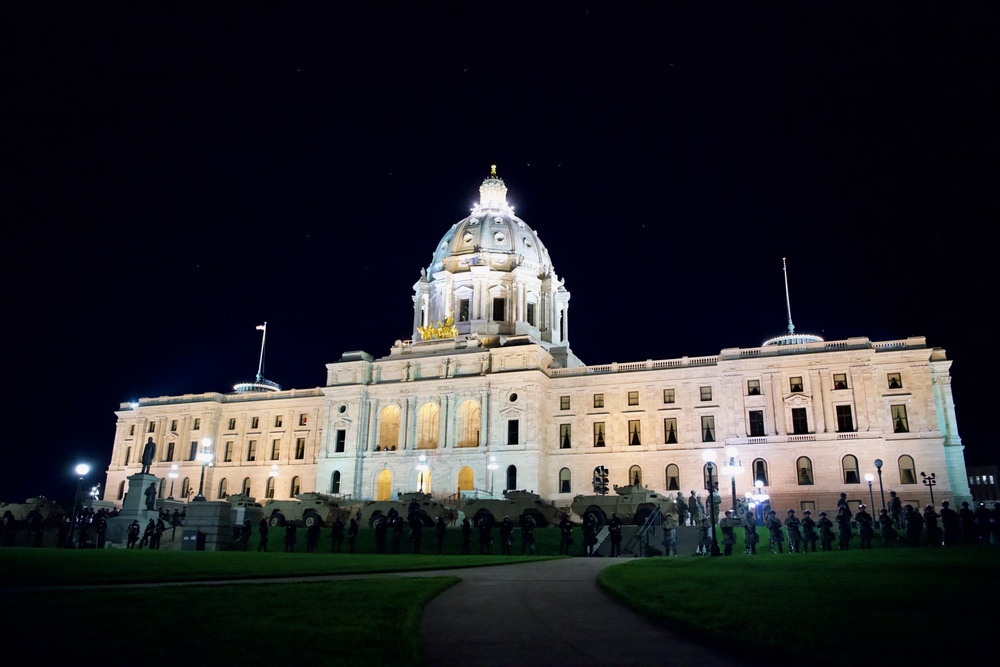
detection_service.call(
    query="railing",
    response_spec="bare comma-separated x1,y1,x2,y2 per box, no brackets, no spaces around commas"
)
625,506,663,556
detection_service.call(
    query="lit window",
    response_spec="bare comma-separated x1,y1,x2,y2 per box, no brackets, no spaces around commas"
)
665,464,680,491
663,418,678,444
459,299,470,322
170,420,178,432
891,405,909,433
560,396,570,410
797,457,814,485
224,441,233,462
271,439,280,460
747,380,761,396
628,420,641,446
193,418,201,430
663,388,675,404
227,418,236,430
299,414,308,426
700,386,712,401
290,476,301,497
833,373,848,390
887,373,902,390
628,391,639,406
275,415,283,428
701,416,715,442
559,424,571,449
247,440,257,462
899,455,916,484
594,422,606,447
842,455,860,484
251,417,259,429
789,376,804,393
753,459,769,486
559,468,571,493
594,393,604,408
148,423,156,433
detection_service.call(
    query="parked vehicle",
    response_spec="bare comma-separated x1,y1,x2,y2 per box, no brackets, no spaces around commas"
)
261,492,352,528
464,490,564,527
0,497,65,525
570,484,678,528
356,493,457,528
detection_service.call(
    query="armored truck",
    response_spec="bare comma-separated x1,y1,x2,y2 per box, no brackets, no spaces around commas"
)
0,497,65,525
357,493,457,528
261,492,352,528
464,490,564,527
570,484,678,528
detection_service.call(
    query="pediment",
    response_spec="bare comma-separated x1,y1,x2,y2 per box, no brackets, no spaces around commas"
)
784,393,811,407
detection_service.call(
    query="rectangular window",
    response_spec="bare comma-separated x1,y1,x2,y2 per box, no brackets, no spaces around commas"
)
129,425,136,436
189,441,198,461
507,419,519,445
124,447,131,465
148,423,156,433
247,440,257,461
701,416,716,442
887,373,903,390
227,418,236,430
224,441,234,462
749,410,765,437
275,415,283,428
271,439,280,460
700,386,712,401
747,380,761,396
833,373,848,390
559,424,572,449
594,393,604,408
459,299,470,322
790,376,804,393
526,302,536,326
560,396,571,410
663,388,675,404
299,414,308,426
891,405,909,433
492,297,505,321
628,391,639,406
170,420,178,432
594,422,606,447
663,418,678,444
251,417,260,429
791,408,809,435
301,436,311,458
165,442,175,461
628,420,641,446
193,418,201,430
835,405,854,432
334,431,345,454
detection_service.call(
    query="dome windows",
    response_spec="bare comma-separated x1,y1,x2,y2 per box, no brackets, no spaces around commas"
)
494,216,503,224
494,232,506,243
463,232,474,244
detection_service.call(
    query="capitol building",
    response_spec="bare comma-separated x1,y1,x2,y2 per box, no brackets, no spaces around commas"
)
104,169,972,516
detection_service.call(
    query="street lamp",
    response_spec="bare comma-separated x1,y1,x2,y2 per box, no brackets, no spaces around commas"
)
865,473,875,512
721,446,744,511
67,463,90,547
416,454,429,493
487,455,498,496
752,480,770,526
702,450,721,556
920,471,937,507
874,459,886,512
167,464,179,500
192,437,214,501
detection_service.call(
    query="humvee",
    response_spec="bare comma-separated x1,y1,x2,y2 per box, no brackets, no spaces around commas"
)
464,490,564,527
260,492,352,528
570,484,678,528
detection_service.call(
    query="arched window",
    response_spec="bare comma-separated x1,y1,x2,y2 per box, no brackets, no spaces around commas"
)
331,471,341,494
416,402,440,449
559,468,572,493
379,405,401,450
898,455,917,484
629,465,643,487
266,476,275,499
752,459,769,486
702,463,717,491
290,476,301,497
180,477,191,498
457,467,474,493
117,481,126,500
842,455,860,484
158,478,166,498
376,469,392,501
796,457,814,485
456,400,481,448
506,465,517,491
218,478,228,498
242,477,252,496
665,464,680,491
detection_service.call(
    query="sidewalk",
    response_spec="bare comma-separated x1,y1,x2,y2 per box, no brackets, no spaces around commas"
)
417,557,748,667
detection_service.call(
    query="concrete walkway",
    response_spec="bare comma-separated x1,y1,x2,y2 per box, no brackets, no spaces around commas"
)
417,557,747,667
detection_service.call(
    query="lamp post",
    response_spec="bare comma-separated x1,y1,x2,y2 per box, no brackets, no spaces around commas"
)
721,446,744,511
702,450,721,556
865,473,875,512
167,464,179,500
416,454,429,493
920,471,937,507
192,437,214,502
67,463,90,547
874,459,886,513
752,480,770,526
487,455,498,496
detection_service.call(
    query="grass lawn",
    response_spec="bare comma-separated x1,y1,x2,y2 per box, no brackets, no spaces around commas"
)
600,546,999,665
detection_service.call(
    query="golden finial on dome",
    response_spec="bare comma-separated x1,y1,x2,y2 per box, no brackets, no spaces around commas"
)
490,164,497,176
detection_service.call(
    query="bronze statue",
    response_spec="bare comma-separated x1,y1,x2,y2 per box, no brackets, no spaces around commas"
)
144,482,157,511
140,437,156,474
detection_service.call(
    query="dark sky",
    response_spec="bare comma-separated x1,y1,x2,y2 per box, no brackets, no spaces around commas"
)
3,3,997,506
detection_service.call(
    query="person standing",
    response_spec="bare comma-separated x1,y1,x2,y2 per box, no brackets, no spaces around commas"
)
888,491,903,529
688,491,700,526
662,513,678,556
95,512,108,549
478,515,493,555
878,508,898,548
138,519,155,549
973,502,992,545
784,509,803,554
958,502,976,546
607,513,623,557
836,493,850,516
258,517,269,552
238,519,252,551
719,510,737,556
904,505,924,547
460,517,472,555
519,513,536,556
409,513,423,554
742,509,759,555
675,493,689,528
817,512,835,552
347,518,359,553
940,501,961,546
374,516,388,553
498,516,514,556
854,505,874,549
434,515,447,555
766,510,785,554
582,514,597,557
800,510,818,552
923,505,941,547
126,520,141,549
836,507,853,551
152,516,166,550
305,522,320,553
696,518,712,556
330,517,344,553
284,522,297,552
558,514,573,556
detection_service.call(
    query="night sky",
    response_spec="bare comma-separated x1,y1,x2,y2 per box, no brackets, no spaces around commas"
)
4,3,997,506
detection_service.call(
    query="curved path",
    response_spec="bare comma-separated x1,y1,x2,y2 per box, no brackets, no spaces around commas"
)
417,557,747,667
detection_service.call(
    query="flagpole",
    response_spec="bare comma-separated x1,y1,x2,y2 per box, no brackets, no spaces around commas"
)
256,323,267,382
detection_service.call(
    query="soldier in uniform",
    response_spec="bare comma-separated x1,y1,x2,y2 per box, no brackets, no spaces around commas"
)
941,501,961,546
238,519,253,551
460,517,472,554
435,515,447,554
258,516,269,552
904,505,924,547
607,513,623,557
305,521,321,553
800,510,818,552
558,514,573,556
817,511,835,551
152,516,166,550
878,508,898,548
688,491,700,526
855,504,874,549
126,519,140,548
784,509,803,554
374,516,388,553
675,493,688,527
498,515,514,555
582,514,597,557
766,510,784,553
284,521,298,552
742,509,759,555
478,514,493,555
719,509,737,556
836,506,853,551
138,518,155,549
347,517,359,553
923,504,941,547
519,513,536,555
392,516,405,554
662,512,678,556
888,491,903,529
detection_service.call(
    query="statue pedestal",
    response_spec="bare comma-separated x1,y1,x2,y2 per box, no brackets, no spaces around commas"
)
123,473,160,513
183,501,235,552
104,473,161,547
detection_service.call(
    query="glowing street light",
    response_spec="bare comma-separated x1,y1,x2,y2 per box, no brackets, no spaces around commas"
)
67,463,90,547
192,438,214,502
920,471,937,507
865,473,875,513
721,446,744,511
167,464,179,500
487,455,498,495
751,480,770,526
416,454,430,493
874,459,886,513
702,450,721,556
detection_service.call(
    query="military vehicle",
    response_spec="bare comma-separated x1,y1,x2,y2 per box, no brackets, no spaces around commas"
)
463,490,564,527
260,492,352,528
357,493,457,528
570,484,678,528
0,497,65,525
